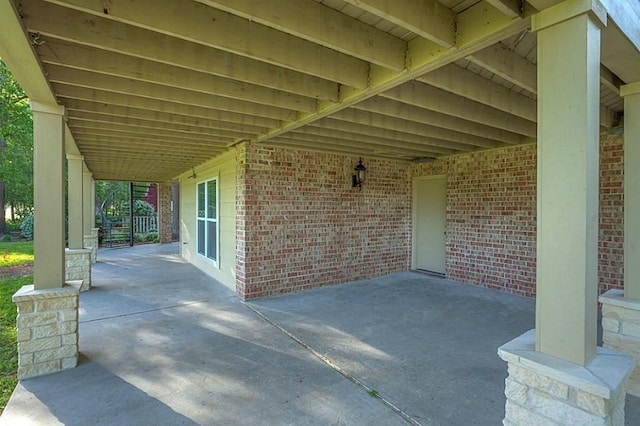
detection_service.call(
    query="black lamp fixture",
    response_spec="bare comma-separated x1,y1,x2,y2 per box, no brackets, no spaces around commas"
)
352,158,367,190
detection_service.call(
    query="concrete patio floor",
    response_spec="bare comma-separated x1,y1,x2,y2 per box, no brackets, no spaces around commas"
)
1,243,638,425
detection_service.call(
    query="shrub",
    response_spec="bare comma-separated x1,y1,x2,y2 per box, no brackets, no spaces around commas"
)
20,214,33,241
145,231,159,242
5,219,20,232
1,235,11,242
133,200,155,216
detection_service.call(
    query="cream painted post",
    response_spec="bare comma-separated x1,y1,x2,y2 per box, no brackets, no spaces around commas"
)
66,154,84,249
32,102,66,289
622,82,640,300
82,166,92,237
498,8,634,425
533,2,605,366
598,82,640,397
90,177,96,226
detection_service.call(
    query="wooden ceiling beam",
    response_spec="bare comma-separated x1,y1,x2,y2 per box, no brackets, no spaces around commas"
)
38,39,316,112
43,0,369,88
419,63,537,121
49,75,297,123
68,110,256,139
329,108,504,148
281,131,456,155
196,0,406,70
63,99,268,134
340,0,455,48
466,43,537,94
354,97,524,145
54,84,282,128
21,0,339,101
381,80,537,137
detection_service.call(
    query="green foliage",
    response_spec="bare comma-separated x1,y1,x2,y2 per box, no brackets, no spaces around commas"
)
4,220,20,232
0,59,34,215
0,275,31,413
96,181,130,217
0,242,34,268
368,389,379,398
0,236,10,242
145,231,159,242
19,214,33,241
133,199,155,216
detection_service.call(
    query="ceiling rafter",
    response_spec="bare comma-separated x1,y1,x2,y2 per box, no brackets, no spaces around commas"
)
418,63,536,121
53,84,282,128
381,80,537,137
43,0,370,88
47,68,299,122
304,120,482,152
20,0,339,101
326,108,503,148
67,110,256,139
339,0,456,48
63,99,268,134
195,0,407,70
37,39,317,113
353,97,525,145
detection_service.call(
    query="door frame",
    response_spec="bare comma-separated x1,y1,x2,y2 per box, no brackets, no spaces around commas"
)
412,174,447,271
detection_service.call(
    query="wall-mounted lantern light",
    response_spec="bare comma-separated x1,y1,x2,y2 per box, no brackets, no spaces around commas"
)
352,158,366,190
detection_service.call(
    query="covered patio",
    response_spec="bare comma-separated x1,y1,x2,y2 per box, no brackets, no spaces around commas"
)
5,243,635,425
2,0,640,423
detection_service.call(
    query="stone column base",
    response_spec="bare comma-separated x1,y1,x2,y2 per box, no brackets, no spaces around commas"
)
84,227,100,263
65,248,92,292
12,285,79,380
600,289,640,397
498,330,633,425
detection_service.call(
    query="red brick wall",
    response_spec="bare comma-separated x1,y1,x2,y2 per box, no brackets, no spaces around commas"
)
411,134,624,298
157,182,173,244
234,134,623,300
236,144,411,299
598,134,624,293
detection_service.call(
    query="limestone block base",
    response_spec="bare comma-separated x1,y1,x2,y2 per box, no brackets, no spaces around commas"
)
84,227,100,263
65,248,92,291
600,289,640,397
12,284,79,380
498,329,633,426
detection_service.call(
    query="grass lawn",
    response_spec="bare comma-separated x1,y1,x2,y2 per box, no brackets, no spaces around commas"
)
0,242,34,268
0,275,31,413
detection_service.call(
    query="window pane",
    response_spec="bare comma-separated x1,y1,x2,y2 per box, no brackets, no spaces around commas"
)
197,183,205,218
197,220,205,255
207,180,217,219
207,221,217,261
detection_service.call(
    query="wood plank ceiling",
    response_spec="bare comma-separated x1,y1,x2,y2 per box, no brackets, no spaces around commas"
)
9,0,626,181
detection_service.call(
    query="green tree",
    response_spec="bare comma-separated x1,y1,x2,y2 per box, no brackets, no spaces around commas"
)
0,59,33,234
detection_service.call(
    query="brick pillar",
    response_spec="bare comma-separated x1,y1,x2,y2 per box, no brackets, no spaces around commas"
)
158,182,172,244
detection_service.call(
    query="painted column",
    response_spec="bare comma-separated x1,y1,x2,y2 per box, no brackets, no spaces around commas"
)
600,81,640,397
82,165,92,237
31,102,66,289
83,167,98,263
66,154,84,249
12,102,79,379
499,2,633,424
622,82,640,300
158,182,173,244
533,1,604,366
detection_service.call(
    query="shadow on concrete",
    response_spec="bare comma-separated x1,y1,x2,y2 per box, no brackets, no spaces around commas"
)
2,243,639,425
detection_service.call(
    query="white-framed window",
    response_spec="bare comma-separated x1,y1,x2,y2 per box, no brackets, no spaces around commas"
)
196,178,218,265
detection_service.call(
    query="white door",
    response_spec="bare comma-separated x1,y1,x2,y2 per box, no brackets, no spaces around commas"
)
413,176,447,275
